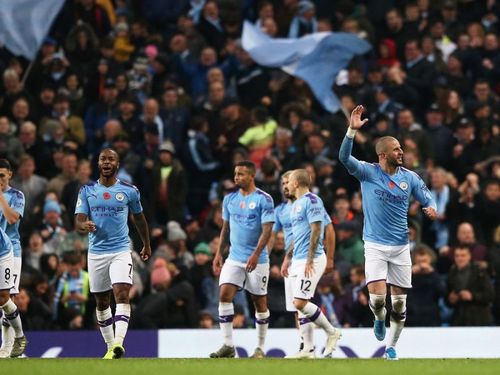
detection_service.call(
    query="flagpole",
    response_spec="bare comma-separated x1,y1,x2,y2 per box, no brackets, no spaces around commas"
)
21,59,36,86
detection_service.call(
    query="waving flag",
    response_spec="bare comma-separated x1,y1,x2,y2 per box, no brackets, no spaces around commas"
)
0,0,65,60
242,21,371,113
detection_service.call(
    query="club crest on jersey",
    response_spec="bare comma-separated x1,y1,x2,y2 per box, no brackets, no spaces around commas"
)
116,192,125,201
103,192,111,200
295,205,302,213
240,201,246,209
248,202,256,209
76,198,82,207
399,181,408,190
388,181,396,189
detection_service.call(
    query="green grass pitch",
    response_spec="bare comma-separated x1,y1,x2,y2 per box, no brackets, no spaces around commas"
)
1,359,500,375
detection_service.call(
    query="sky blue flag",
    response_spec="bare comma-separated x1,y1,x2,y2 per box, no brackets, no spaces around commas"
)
242,21,371,113
0,0,65,60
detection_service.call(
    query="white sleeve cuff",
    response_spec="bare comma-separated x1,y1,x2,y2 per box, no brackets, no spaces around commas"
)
346,127,357,138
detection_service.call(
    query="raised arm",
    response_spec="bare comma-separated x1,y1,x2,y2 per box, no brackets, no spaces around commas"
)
339,105,369,177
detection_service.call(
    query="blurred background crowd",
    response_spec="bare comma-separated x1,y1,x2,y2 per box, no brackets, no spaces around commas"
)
0,0,498,331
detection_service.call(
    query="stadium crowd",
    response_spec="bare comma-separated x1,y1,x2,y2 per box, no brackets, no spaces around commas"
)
0,0,498,331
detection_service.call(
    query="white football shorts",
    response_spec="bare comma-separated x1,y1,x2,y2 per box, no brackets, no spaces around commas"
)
10,257,21,294
219,259,269,296
364,241,412,289
288,252,327,303
0,253,14,291
88,251,133,293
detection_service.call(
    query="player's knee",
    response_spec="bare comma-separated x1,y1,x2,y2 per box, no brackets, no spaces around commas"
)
390,294,407,321
369,294,386,310
0,293,10,307
293,299,306,311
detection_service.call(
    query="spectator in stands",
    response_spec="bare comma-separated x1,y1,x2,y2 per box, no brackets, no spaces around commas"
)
407,245,445,327
447,246,494,326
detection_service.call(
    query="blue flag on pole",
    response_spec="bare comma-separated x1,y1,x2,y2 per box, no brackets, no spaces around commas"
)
242,21,371,113
0,0,65,60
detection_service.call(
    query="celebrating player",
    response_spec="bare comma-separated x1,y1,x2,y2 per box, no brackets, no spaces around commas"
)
210,160,274,359
284,169,341,358
339,105,437,360
272,170,336,358
0,159,27,358
75,149,151,359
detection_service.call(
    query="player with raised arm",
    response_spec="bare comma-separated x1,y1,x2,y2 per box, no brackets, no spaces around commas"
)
75,149,151,359
339,105,437,360
284,169,341,358
210,160,275,359
0,159,27,358
269,170,336,358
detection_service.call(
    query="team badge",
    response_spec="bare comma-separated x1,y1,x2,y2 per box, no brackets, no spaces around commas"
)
240,201,246,209
116,192,125,201
76,198,82,207
295,205,302,213
103,192,111,200
248,202,256,209
399,181,408,190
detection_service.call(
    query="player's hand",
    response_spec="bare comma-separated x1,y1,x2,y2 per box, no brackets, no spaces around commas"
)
246,253,258,273
83,220,96,233
349,105,369,130
422,207,437,220
140,245,151,261
324,259,334,275
281,257,290,278
304,261,314,278
212,253,224,274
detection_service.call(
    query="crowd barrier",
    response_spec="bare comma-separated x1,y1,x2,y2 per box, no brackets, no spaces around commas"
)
21,327,500,358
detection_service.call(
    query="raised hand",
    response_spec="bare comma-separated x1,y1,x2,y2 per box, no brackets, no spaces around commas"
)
349,105,369,130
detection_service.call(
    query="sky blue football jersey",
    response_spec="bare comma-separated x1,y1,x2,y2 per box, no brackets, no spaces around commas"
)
75,179,142,254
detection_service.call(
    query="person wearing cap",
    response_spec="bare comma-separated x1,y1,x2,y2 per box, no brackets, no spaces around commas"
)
150,141,187,225
38,197,67,255
0,159,28,357
288,1,318,38
111,131,141,184
184,116,220,216
339,105,437,360
84,76,120,155
425,104,455,169
113,22,135,63
160,87,189,155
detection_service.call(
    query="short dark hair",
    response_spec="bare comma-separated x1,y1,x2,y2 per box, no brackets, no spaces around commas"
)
0,159,12,171
235,160,256,175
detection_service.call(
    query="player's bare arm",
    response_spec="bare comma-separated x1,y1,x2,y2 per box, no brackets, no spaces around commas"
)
213,220,230,273
305,221,322,278
349,105,369,130
132,212,151,261
75,213,96,233
246,222,273,272
281,240,294,277
266,232,276,254
324,223,336,275
0,191,19,225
